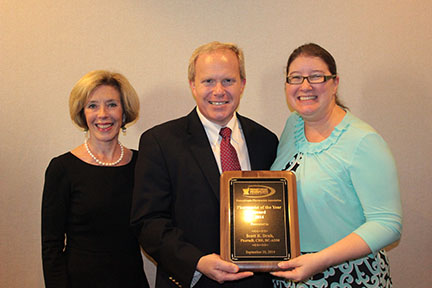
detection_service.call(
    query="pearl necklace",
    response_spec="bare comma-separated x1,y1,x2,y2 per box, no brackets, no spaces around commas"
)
84,139,124,166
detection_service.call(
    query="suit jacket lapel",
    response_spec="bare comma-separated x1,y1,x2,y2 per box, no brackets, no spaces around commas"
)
185,109,221,200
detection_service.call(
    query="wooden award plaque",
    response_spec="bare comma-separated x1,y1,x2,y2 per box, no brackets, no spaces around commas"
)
220,170,300,272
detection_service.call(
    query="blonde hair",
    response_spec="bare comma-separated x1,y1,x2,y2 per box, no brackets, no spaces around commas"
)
69,70,140,130
188,41,245,82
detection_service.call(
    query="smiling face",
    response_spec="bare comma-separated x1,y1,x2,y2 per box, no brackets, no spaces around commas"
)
84,85,123,144
189,49,246,126
286,55,339,122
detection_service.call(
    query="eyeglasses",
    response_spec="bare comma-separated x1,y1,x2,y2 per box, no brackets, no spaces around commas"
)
286,74,336,85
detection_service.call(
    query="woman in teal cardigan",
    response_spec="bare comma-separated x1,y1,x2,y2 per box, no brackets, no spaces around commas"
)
271,43,402,287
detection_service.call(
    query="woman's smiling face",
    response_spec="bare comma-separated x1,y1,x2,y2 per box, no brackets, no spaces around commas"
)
285,55,339,122
84,85,123,144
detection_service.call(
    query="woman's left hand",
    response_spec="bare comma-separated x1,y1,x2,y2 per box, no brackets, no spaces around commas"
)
270,253,327,282
270,233,372,282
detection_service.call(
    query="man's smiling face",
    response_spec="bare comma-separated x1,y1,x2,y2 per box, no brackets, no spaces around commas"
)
190,49,245,126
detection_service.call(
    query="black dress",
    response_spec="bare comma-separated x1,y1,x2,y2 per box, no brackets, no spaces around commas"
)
42,151,149,288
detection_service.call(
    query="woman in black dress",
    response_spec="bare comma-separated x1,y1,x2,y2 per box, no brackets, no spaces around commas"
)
42,70,149,288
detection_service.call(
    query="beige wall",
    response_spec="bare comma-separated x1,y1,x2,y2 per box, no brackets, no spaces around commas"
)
1,1,431,287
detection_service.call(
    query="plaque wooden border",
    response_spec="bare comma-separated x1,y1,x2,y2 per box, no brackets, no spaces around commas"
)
220,170,300,272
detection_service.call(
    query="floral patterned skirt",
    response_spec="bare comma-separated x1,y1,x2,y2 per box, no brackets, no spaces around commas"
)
272,250,392,288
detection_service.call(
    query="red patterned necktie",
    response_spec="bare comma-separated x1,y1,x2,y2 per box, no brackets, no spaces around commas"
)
219,127,241,172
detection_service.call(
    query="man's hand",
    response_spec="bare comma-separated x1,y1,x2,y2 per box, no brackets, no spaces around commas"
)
197,253,253,284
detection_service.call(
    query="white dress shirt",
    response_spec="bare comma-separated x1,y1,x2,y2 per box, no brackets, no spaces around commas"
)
196,107,251,173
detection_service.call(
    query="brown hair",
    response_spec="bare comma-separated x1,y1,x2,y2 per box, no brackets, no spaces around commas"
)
286,43,348,110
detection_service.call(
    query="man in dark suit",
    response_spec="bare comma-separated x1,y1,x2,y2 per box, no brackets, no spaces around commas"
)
131,41,278,287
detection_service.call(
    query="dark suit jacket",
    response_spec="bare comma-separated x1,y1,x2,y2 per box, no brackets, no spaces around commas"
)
131,109,278,288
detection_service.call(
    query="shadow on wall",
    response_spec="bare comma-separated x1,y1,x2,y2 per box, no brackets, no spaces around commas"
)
135,84,196,133
254,63,290,136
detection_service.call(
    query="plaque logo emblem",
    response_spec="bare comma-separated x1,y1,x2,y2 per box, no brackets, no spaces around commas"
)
242,185,276,198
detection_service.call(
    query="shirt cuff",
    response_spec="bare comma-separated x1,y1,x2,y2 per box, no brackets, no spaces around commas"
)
190,270,202,287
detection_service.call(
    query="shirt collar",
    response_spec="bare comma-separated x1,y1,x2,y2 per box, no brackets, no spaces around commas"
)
196,107,241,145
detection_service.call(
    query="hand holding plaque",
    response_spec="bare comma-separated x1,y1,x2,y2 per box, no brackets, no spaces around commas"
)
220,171,300,272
